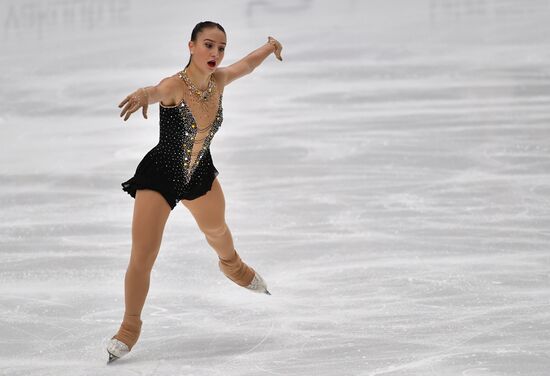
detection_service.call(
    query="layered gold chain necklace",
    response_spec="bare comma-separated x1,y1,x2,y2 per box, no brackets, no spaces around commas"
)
176,67,221,149
177,68,218,121
179,68,215,100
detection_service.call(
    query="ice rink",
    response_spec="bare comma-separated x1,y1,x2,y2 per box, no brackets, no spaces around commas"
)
1,0,549,375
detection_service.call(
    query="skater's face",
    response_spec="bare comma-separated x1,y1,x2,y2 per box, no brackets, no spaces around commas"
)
189,27,226,72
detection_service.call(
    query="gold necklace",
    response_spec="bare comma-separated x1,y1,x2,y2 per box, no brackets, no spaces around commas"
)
179,68,216,101
176,68,220,136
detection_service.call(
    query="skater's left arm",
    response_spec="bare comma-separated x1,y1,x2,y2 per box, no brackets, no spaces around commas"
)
217,36,283,87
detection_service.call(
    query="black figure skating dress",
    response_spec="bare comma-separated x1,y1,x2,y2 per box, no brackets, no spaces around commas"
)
121,89,223,210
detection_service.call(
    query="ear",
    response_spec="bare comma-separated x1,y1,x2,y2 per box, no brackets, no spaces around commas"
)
188,41,194,55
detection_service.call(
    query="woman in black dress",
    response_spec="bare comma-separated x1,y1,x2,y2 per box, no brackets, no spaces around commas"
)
106,21,283,363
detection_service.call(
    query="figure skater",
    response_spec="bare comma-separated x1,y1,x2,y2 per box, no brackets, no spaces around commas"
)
106,21,283,364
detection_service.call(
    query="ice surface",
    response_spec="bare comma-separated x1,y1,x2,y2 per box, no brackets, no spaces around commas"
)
1,0,549,375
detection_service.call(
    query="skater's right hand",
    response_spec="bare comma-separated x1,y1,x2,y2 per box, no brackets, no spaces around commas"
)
118,88,149,121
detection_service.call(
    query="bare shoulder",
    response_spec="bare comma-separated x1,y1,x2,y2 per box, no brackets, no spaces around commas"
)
213,69,227,92
160,74,183,89
157,74,184,107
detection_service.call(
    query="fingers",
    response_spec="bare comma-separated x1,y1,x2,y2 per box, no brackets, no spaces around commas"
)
119,91,141,121
268,36,283,61
119,88,150,121
123,103,138,121
118,96,129,108
119,98,138,121
274,43,283,61
276,40,283,61
120,101,134,121
276,47,283,61
119,93,133,119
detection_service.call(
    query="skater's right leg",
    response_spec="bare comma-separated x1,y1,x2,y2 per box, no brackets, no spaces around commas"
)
113,189,171,351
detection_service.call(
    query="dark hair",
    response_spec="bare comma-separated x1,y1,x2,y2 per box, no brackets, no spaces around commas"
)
185,21,226,69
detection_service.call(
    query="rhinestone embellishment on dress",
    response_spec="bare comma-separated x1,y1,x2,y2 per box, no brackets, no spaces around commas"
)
176,96,223,183
154,94,223,197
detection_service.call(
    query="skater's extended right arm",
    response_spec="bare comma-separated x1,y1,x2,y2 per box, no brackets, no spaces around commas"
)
118,77,178,122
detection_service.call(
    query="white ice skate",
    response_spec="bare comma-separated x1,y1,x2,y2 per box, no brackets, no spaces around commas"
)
244,272,271,295
106,337,130,364
218,252,271,295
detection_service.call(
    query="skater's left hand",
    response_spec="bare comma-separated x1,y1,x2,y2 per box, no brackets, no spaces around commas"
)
267,36,283,61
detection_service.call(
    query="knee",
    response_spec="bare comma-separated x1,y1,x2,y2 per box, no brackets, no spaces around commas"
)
201,222,228,239
128,257,154,274
128,245,159,274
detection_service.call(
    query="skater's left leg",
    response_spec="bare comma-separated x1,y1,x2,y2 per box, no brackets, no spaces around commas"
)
180,177,255,286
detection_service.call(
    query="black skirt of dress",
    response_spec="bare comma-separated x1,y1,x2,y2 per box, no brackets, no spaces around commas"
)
121,149,219,210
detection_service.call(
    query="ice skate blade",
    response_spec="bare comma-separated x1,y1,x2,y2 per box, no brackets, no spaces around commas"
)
223,272,271,295
244,273,271,295
106,338,130,364
107,351,119,364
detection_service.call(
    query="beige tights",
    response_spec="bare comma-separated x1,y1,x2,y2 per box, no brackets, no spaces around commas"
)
115,179,252,350
113,189,171,350
182,179,255,287
112,313,142,350
218,249,256,287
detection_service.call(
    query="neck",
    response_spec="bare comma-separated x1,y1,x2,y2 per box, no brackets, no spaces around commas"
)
185,63,211,90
